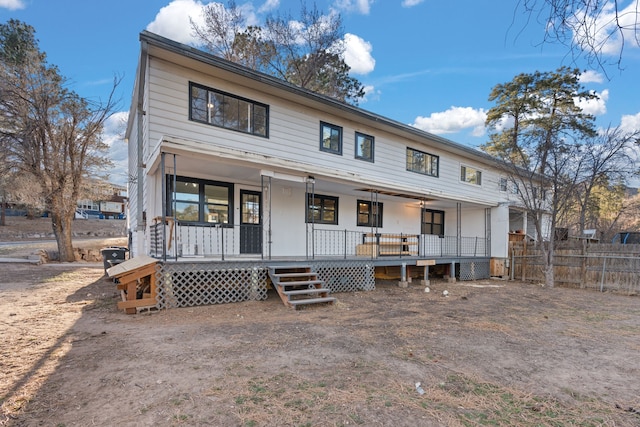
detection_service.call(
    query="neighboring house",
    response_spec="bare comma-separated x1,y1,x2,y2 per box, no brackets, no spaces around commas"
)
125,31,540,309
76,182,128,219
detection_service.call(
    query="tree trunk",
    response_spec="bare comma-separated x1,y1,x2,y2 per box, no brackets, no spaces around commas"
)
51,210,75,262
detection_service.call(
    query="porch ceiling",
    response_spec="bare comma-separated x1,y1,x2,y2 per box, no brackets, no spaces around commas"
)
156,143,491,210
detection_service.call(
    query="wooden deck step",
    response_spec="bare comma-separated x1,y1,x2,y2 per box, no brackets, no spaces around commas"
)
288,296,337,307
284,288,331,296
272,272,317,278
267,265,337,309
276,280,323,287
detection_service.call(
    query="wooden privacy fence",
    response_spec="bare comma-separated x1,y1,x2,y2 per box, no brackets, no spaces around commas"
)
510,241,640,293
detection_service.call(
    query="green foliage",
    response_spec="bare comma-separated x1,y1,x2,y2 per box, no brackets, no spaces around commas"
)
191,1,365,104
484,66,597,174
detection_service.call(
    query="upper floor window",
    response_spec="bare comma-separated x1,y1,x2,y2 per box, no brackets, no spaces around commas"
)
499,177,508,192
306,193,339,225
407,148,439,177
189,82,268,137
357,200,383,227
167,176,233,224
460,165,482,185
320,122,342,155
355,132,374,162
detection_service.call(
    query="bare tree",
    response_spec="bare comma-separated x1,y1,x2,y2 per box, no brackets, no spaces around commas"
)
570,126,639,233
519,0,640,71
191,1,364,104
0,20,120,261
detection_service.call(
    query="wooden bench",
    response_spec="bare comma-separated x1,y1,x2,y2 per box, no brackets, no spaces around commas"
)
356,233,419,257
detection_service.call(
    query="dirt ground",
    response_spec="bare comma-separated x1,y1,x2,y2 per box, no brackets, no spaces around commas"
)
1,219,640,426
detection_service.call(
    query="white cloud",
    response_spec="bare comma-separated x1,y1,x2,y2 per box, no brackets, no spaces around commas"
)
402,0,424,7
103,111,129,186
0,0,25,10
359,85,380,103
579,70,604,83
570,0,640,55
576,89,609,115
412,106,487,136
620,112,640,134
258,0,279,14
343,33,375,75
333,0,372,14
146,0,207,45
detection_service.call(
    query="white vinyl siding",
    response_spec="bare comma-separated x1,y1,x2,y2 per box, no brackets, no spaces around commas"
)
145,57,508,208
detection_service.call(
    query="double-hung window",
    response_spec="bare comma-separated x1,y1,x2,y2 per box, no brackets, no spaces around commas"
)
190,82,268,137
355,132,374,162
306,193,338,225
460,165,482,185
167,176,233,224
357,200,383,227
499,177,508,192
407,148,439,177
421,209,444,236
320,122,342,155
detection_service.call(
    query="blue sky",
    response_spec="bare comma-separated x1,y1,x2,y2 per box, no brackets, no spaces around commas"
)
2,0,639,186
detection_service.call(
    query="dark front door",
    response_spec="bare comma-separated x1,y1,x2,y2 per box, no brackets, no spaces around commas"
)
240,190,262,254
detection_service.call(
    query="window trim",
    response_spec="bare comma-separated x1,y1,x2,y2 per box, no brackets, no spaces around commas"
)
354,131,375,162
189,82,269,138
460,164,483,186
356,200,383,227
319,121,343,155
406,147,439,177
166,175,234,225
306,193,339,225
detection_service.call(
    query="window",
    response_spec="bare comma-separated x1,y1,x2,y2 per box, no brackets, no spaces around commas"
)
357,200,383,227
306,193,338,225
407,148,439,177
320,122,342,155
499,177,508,192
189,82,268,137
421,209,444,236
460,165,482,185
167,176,233,224
355,132,374,162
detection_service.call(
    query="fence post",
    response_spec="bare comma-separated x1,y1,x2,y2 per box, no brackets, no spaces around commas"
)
522,240,527,281
580,240,587,289
600,257,607,292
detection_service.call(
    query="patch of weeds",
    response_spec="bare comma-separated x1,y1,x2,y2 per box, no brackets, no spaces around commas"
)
384,400,393,407
244,420,257,427
348,413,365,425
172,413,190,423
432,373,619,426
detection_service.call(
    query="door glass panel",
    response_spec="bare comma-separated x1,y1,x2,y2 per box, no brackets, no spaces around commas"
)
242,193,260,224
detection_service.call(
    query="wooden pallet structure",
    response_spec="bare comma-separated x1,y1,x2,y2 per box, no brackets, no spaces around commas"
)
268,265,336,309
106,255,159,314
356,233,419,257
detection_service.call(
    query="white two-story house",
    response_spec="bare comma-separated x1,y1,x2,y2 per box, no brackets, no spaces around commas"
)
125,31,534,309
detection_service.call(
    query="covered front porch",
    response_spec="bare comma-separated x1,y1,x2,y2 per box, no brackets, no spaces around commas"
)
147,146,493,267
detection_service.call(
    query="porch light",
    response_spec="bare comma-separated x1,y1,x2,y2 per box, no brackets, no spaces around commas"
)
306,176,315,184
